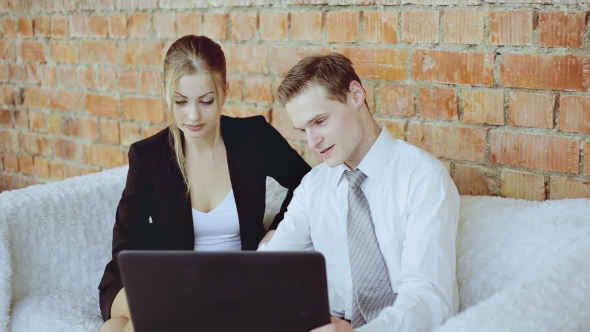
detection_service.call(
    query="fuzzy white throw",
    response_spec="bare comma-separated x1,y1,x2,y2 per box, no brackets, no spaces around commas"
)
0,166,589,332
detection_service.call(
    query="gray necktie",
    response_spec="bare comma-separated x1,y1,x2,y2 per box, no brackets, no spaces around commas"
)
345,169,397,328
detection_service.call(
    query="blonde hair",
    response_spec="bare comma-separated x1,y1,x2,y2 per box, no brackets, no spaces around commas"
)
162,35,227,193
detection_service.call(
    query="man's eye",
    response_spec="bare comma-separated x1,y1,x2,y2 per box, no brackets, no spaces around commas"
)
316,118,325,125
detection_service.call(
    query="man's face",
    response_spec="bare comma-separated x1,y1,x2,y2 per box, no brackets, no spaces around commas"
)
286,85,362,168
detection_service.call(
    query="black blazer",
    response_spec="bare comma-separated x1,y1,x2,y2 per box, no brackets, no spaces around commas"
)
98,115,311,321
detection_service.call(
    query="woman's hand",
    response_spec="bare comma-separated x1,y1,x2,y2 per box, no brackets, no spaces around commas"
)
258,230,276,247
311,317,354,332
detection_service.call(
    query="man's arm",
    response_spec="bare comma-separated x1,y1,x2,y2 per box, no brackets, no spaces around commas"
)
258,176,314,251
358,167,460,332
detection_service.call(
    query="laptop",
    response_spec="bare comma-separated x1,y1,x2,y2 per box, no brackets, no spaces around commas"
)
118,250,331,332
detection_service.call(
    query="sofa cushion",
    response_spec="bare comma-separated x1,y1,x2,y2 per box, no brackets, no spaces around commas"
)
0,201,11,331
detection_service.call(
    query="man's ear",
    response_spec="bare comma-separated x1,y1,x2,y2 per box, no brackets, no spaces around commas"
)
349,80,366,109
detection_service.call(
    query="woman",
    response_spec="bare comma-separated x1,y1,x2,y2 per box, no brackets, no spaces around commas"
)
97,35,311,332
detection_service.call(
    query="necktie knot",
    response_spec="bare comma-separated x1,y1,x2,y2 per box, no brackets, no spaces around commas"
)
345,169,367,189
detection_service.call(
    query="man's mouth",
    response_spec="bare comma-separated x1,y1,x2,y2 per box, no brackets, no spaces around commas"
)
318,145,334,157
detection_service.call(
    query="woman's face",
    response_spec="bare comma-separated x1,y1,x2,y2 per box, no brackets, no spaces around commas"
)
173,72,225,141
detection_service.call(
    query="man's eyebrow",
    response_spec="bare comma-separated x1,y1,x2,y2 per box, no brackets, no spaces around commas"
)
293,113,327,130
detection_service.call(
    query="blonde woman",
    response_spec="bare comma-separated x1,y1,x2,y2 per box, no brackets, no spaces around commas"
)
97,35,311,332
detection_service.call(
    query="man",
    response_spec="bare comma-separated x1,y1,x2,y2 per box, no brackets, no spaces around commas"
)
258,53,460,332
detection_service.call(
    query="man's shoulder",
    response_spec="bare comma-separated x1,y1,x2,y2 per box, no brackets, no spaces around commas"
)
392,139,447,174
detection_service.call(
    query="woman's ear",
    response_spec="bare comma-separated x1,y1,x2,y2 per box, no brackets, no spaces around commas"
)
349,80,366,109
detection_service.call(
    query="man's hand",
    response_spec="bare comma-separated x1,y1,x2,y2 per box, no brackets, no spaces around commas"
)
311,317,354,332
258,230,276,247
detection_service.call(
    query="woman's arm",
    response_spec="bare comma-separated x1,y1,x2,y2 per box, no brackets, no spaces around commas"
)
260,118,311,231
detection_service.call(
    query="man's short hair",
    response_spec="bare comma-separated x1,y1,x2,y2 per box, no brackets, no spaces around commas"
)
277,53,365,107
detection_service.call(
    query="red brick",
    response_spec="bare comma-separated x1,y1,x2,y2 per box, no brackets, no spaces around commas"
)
229,12,256,41
585,141,590,176
122,42,163,66
2,151,18,171
453,164,495,196
223,105,271,122
98,67,117,91
223,44,269,74
85,94,121,118
0,86,15,106
419,87,457,120
87,144,125,168
19,41,46,62
16,110,30,129
444,10,484,44
88,15,107,37
326,12,360,43
119,69,138,91
500,53,590,91
54,138,87,163
80,41,117,63
46,113,63,133
141,124,167,139
203,14,227,40
50,41,78,63
0,65,7,82
269,109,300,140
50,90,83,112
2,18,16,38
0,41,14,60
226,74,242,101
71,117,98,139
128,13,151,38
65,164,100,178
364,12,397,44
462,89,504,125
9,64,39,84
489,11,534,46
401,11,439,44
120,122,142,146
21,133,50,156
339,48,407,81
153,13,176,39
33,156,50,179
33,17,51,36
122,97,166,123
490,132,579,173
260,12,287,41
413,50,495,86
77,66,94,89
560,96,590,134
379,84,414,116
99,118,120,144
80,0,115,10
40,64,57,86
271,46,330,74
291,12,322,41
539,12,587,48
49,161,66,180
116,0,158,10
28,111,45,133
508,91,555,129
57,65,77,87
140,70,162,95
550,176,590,199
375,118,405,139
18,154,33,175
107,14,127,38
22,87,48,108
501,170,545,201
245,76,272,103
18,17,33,37
0,129,19,151
69,15,87,37
0,109,11,127
407,123,487,162
51,17,67,37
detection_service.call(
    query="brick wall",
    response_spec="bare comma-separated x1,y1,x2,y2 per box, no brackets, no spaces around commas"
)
0,0,589,200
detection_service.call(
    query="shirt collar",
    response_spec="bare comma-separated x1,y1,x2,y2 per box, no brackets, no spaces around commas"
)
332,125,396,187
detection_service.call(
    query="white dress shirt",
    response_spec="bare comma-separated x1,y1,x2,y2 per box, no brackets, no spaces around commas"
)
259,126,460,332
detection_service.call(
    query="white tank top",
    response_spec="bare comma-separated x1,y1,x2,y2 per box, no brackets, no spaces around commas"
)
192,189,242,251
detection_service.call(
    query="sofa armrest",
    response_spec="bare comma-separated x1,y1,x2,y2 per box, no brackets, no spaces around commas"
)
0,204,11,331
435,243,590,332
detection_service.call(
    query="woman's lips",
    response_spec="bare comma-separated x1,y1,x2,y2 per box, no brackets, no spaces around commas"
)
185,123,205,131
319,145,334,158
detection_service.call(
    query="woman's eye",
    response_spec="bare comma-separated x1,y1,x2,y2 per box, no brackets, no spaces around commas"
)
174,100,186,105
201,100,214,105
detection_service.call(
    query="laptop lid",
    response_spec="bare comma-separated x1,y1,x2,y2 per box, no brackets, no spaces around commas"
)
118,250,331,332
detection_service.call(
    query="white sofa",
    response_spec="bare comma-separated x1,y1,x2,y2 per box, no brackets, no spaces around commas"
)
0,166,589,332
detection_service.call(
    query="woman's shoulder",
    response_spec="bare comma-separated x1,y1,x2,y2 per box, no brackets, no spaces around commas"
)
132,126,171,149
221,114,268,130
127,126,172,168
